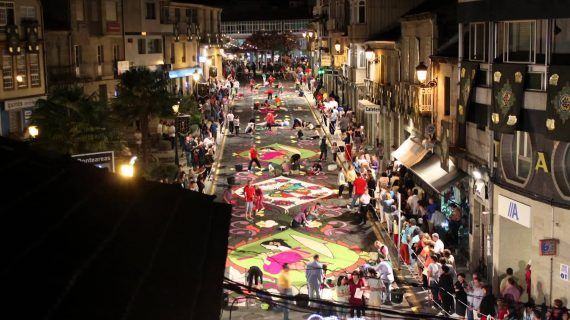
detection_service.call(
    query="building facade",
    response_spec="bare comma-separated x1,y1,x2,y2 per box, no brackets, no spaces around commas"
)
458,0,570,303
43,0,123,100
123,0,222,95
0,0,46,138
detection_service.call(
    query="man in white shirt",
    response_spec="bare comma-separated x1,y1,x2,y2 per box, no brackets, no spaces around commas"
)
375,255,395,303
226,111,235,134
432,233,445,254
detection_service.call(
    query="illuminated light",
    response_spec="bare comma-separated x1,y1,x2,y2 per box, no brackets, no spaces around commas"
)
16,75,23,83
119,164,134,178
28,125,39,138
416,61,428,83
334,41,341,54
199,56,207,63
141,31,147,36
172,104,180,114
193,71,200,81
472,169,482,180
365,46,375,61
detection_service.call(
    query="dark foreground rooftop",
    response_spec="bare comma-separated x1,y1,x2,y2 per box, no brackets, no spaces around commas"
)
0,137,231,320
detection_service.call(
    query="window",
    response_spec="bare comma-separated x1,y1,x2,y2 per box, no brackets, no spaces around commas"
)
99,84,108,101
105,1,117,21
185,8,192,22
74,44,82,67
29,53,40,87
357,47,366,68
170,42,175,63
182,42,186,63
444,76,451,116
160,6,169,23
113,44,120,61
174,8,180,22
20,5,35,20
145,2,155,19
469,22,485,61
91,1,99,21
515,131,532,180
552,18,570,64
76,0,84,21
97,45,104,64
2,53,13,90
16,54,27,88
137,38,146,54
0,2,15,27
148,39,162,54
497,20,546,63
357,0,365,24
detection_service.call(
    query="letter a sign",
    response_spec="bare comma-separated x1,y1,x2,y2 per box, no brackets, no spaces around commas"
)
498,195,531,228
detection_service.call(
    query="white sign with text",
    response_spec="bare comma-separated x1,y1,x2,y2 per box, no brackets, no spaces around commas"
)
498,195,531,228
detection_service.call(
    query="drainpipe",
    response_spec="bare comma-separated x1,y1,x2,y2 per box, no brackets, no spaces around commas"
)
487,21,496,287
549,200,555,306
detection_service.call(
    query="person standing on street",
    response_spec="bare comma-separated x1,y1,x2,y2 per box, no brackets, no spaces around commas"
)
306,255,324,303
319,136,328,161
278,263,292,320
233,116,240,136
349,172,367,209
376,254,394,304
244,179,255,221
226,110,235,135
248,144,261,171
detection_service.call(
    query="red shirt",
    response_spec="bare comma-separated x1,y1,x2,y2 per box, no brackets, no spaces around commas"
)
265,113,275,124
249,147,258,159
353,177,367,196
348,277,365,305
244,185,255,202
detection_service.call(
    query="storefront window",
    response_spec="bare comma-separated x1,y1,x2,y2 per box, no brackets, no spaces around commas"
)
497,20,547,64
552,142,570,199
29,53,40,87
515,131,532,180
16,54,27,88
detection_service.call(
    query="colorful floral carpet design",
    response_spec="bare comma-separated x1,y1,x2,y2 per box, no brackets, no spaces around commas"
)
235,176,334,210
237,143,317,165
227,228,364,288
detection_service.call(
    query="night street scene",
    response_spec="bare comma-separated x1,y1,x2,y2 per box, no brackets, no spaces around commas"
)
2,0,570,319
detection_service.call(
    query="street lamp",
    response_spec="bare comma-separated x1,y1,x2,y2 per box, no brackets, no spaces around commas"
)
119,156,137,178
192,70,200,81
365,46,375,61
416,61,428,84
415,61,437,87
28,125,39,139
172,104,180,166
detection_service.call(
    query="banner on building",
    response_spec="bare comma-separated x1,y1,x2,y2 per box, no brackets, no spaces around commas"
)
72,151,115,172
458,61,479,124
498,195,531,228
546,65,570,142
175,115,191,135
490,64,526,133
321,54,332,67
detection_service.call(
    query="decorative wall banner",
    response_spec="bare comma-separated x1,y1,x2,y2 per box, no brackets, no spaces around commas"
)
440,120,451,172
458,61,479,124
491,64,526,133
546,65,570,142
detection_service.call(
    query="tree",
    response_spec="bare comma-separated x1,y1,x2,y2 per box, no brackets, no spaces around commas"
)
31,86,122,155
113,67,176,166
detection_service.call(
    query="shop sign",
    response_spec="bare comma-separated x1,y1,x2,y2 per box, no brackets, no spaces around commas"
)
561,264,569,281
321,54,332,67
364,105,381,113
72,151,115,172
5,96,45,111
498,195,531,228
106,21,121,33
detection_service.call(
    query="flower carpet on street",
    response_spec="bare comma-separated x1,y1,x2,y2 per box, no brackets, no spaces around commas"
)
234,176,334,210
226,228,364,289
236,143,317,165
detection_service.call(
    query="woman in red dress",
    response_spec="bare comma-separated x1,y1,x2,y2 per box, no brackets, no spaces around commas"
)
348,271,366,318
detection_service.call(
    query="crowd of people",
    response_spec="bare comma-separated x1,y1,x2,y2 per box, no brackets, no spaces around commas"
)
309,84,570,320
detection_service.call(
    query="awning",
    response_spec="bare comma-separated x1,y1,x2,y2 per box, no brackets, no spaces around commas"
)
391,138,429,168
409,153,467,194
